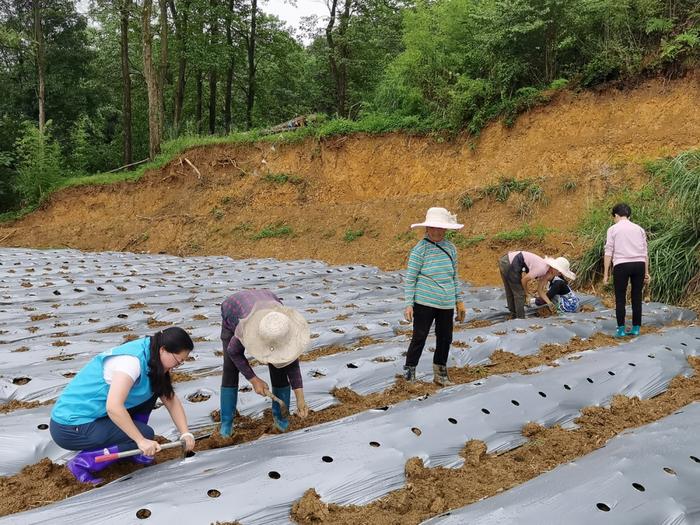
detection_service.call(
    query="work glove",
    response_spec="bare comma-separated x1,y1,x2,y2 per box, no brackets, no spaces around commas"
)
455,301,466,323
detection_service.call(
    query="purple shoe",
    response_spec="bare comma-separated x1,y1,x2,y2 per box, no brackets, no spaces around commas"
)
66,446,118,484
131,453,155,465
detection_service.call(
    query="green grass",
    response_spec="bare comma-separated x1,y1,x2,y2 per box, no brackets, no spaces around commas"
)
446,231,486,247
251,223,293,240
263,173,303,184
458,192,474,210
343,229,365,242
480,177,544,203
492,224,550,242
562,180,577,192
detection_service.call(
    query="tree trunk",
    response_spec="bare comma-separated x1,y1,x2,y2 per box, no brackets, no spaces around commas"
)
120,0,133,165
158,0,169,136
195,69,203,133
224,0,234,134
32,0,46,132
169,0,188,133
208,0,219,135
142,0,162,158
245,0,257,130
325,0,350,118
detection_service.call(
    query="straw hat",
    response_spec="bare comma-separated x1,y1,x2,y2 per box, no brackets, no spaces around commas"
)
411,207,464,230
235,301,310,366
544,256,576,280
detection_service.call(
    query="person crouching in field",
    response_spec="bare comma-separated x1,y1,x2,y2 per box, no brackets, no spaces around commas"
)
218,290,310,437
403,207,466,386
499,251,576,319
534,274,580,313
50,327,196,484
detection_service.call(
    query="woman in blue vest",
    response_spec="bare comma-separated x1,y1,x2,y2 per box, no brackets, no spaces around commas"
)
49,327,196,484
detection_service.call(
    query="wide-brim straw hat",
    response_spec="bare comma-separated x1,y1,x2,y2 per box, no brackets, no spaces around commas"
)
235,301,310,366
544,256,576,281
411,207,464,230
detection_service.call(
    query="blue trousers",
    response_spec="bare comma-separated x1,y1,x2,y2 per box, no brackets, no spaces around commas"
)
50,395,157,451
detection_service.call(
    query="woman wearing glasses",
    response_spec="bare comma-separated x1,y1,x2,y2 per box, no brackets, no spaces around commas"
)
49,327,196,484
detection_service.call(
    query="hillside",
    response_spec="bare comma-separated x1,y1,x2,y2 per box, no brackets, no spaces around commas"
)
1,76,699,286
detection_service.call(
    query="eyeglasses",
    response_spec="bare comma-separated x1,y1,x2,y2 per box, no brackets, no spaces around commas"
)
169,352,185,368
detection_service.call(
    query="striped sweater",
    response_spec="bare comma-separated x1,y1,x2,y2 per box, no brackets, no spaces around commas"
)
404,237,461,309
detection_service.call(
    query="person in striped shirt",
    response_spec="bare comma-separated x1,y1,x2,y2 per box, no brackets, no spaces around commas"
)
403,207,466,385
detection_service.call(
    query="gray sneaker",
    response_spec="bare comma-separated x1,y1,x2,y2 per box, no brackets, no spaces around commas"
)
403,365,416,382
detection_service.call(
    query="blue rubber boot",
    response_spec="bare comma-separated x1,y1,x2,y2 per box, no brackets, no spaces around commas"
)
630,325,641,336
130,412,156,465
219,386,238,438
271,386,291,432
66,446,119,484
615,326,627,338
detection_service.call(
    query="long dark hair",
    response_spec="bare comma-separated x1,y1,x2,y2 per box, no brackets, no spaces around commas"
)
148,327,194,399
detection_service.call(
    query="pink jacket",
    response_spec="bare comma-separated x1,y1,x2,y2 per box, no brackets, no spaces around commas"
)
605,218,648,266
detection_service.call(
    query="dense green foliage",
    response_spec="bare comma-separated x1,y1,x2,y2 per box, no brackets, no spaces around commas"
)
0,0,698,214
575,150,700,304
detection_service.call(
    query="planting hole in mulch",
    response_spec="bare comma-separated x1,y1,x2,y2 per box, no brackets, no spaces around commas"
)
268,471,281,479
187,391,211,403
12,377,31,385
136,508,151,519
322,456,334,463
207,489,221,498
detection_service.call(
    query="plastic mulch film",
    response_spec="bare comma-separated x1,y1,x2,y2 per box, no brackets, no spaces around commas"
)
2,247,603,405
3,326,699,524
423,399,700,525
0,305,693,476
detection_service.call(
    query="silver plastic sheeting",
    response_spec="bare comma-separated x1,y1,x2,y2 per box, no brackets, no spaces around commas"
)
0,305,693,476
423,398,700,525
4,326,699,525
1,247,600,405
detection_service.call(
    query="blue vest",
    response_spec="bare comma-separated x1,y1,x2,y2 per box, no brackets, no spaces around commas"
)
51,338,154,425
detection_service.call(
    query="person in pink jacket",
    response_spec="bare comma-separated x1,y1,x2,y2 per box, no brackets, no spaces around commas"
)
602,203,651,337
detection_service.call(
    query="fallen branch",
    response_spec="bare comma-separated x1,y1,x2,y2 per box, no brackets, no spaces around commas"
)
183,157,202,179
0,230,15,243
105,158,149,174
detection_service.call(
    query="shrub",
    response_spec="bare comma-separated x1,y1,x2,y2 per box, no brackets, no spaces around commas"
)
14,122,64,206
343,229,365,242
252,223,293,240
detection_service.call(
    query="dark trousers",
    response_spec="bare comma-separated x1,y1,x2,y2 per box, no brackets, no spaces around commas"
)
613,261,645,327
404,303,454,367
499,254,526,319
50,395,157,452
221,329,292,389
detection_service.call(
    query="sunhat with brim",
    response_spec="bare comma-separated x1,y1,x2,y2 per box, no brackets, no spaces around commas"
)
544,256,576,281
411,207,464,230
235,301,310,366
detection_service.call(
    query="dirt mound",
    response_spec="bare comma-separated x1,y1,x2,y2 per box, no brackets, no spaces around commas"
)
291,356,700,525
2,77,700,285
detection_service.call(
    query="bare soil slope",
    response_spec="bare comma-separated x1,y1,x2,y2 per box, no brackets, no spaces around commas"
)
2,76,699,285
